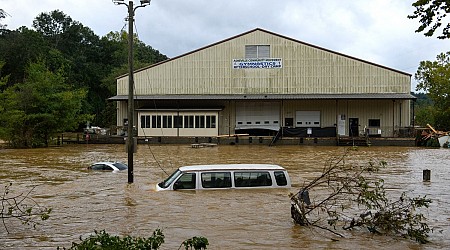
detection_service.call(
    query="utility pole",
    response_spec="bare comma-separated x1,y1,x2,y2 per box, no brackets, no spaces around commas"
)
112,0,152,183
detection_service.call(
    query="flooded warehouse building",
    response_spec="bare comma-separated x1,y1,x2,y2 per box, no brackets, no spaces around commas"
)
110,28,415,140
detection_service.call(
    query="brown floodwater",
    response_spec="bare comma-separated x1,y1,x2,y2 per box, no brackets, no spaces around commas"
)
0,144,449,249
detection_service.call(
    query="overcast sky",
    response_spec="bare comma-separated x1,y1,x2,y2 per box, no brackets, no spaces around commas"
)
1,0,448,91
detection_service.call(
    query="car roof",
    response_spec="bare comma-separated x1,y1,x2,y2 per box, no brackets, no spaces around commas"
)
178,164,286,172
92,162,115,165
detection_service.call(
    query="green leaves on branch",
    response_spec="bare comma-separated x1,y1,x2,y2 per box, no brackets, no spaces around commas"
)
408,0,450,39
60,229,208,250
1,182,52,233
290,148,432,243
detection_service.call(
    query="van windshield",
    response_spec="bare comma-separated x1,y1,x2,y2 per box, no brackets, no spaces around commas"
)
158,169,182,188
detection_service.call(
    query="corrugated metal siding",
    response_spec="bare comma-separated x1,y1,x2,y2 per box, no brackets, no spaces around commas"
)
281,99,411,136
118,30,410,96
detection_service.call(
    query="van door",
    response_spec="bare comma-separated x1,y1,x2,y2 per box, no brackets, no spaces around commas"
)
173,173,197,190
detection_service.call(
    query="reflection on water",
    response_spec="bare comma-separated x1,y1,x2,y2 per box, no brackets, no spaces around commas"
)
0,144,449,249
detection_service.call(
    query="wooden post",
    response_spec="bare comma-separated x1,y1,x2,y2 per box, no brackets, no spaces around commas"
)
423,169,431,182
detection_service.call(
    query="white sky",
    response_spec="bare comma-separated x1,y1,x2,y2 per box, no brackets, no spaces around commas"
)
1,0,448,91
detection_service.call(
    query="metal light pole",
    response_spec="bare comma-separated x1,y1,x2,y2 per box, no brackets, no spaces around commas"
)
113,0,152,183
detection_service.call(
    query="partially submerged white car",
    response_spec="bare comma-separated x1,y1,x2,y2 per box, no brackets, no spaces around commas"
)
88,162,128,172
156,164,291,191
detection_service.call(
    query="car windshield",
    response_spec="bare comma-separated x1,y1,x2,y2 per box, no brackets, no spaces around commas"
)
112,162,128,170
158,169,182,188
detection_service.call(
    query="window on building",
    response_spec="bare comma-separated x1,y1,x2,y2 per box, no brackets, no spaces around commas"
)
195,115,205,128
146,115,151,128
184,115,194,128
174,115,182,128
368,119,381,127
140,115,151,128
152,115,157,128
245,45,270,58
152,115,162,128
206,115,216,128
162,115,172,128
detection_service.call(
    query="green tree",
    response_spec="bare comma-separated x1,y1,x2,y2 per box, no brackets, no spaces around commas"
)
408,0,450,39
412,93,434,127
415,52,450,130
1,10,168,131
0,27,49,86
0,61,91,147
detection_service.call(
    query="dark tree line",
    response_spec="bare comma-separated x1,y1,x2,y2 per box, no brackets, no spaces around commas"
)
0,10,168,147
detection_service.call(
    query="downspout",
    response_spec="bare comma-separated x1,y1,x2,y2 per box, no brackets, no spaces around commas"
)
228,100,231,136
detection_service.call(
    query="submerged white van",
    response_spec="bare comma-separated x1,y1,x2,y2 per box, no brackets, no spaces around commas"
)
156,164,291,191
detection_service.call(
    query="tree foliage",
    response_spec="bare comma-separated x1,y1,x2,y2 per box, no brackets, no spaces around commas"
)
0,61,90,148
0,10,168,145
1,183,52,233
408,0,450,39
412,93,434,127
415,52,450,130
290,148,432,243
59,229,209,250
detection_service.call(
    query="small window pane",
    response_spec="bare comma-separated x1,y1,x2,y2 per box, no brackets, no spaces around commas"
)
368,119,380,127
199,116,205,128
145,116,150,128
174,116,182,128
140,116,145,128
258,45,270,58
234,172,272,187
174,173,196,190
245,45,258,58
201,172,232,188
184,115,194,128
274,171,288,186
152,115,157,128
211,116,216,128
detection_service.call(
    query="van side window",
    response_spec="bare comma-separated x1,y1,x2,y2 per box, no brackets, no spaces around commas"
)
201,172,232,188
174,173,196,190
274,171,288,186
234,172,272,187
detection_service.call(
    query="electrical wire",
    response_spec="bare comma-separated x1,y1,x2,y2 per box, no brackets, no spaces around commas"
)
132,22,170,177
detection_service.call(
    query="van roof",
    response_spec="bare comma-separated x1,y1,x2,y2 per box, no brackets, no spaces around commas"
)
178,164,286,172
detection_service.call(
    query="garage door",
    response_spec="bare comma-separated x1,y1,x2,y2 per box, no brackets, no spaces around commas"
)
296,111,320,127
236,102,280,131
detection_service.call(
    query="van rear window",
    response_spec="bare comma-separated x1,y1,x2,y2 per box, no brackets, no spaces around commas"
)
274,171,288,186
234,172,272,187
201,172,232,188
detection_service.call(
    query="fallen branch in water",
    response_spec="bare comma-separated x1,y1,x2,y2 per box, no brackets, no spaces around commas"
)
1,182,52,233
290,148,432,243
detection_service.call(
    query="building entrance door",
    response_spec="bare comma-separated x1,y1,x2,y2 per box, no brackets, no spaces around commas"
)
284,118,293,127
349,118,359,137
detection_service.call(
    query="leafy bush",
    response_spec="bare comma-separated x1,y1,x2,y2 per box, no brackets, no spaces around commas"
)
59,229,209,250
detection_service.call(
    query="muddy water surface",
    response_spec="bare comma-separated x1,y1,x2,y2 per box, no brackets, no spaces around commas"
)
0,144,449,249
